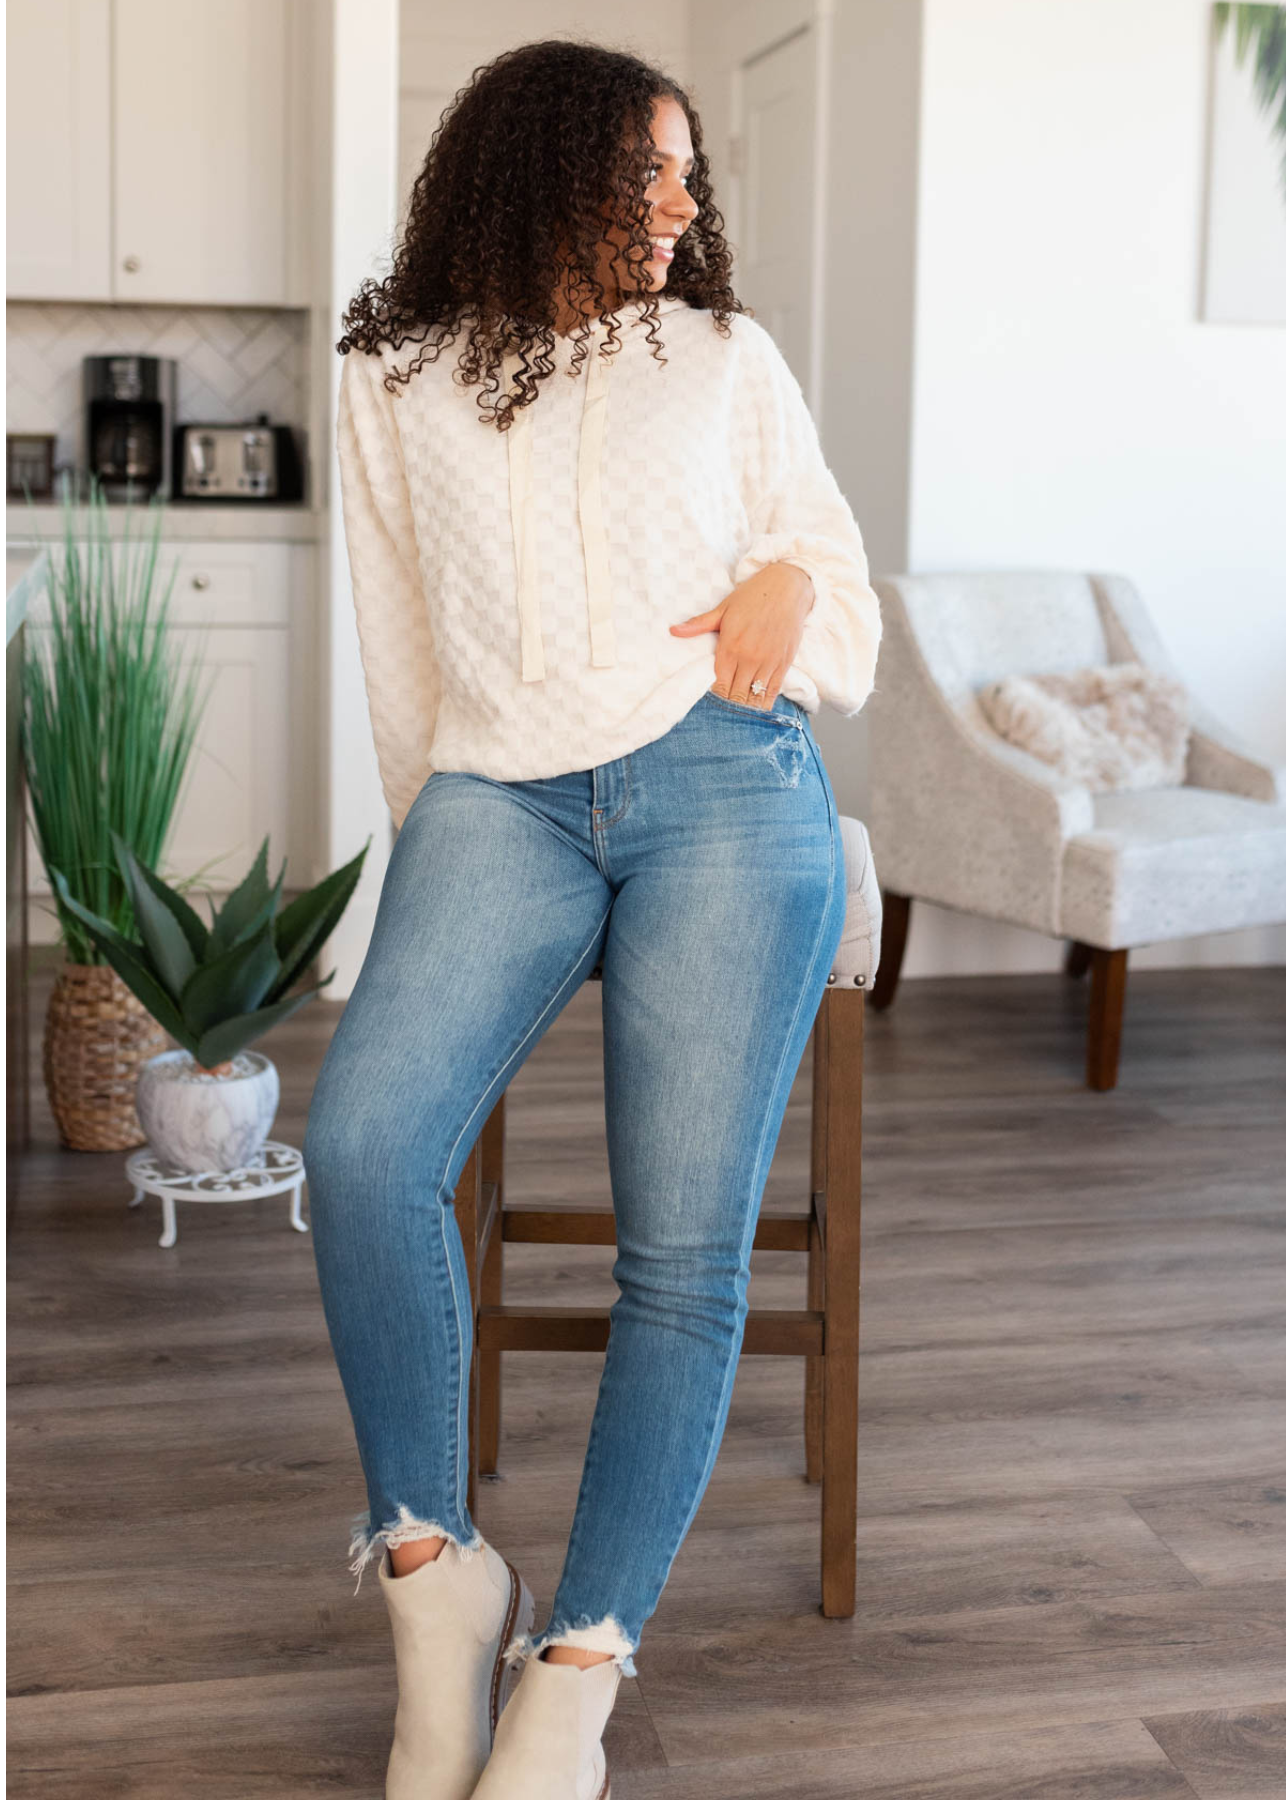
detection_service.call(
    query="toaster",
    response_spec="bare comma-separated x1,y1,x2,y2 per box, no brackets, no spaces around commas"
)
174,416,303,502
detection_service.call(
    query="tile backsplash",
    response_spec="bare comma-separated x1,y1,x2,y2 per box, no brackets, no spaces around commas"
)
6,301,310,484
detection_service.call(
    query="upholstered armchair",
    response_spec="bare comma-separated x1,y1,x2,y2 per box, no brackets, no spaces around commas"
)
865,571,1286,1089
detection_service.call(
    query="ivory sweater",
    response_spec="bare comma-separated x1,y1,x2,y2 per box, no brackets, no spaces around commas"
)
336,293,882,830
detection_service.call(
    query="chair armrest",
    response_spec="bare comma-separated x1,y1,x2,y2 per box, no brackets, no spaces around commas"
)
1185,709,1283,804
869,581,1094,936
959,720,1096,831
1090,571,1282,802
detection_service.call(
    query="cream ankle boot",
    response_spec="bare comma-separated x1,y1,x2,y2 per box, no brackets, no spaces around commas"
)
469,1651,621,1799
378,1538,534,1800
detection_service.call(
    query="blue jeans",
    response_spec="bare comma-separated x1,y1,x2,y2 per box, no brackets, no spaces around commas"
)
302,688,847,1676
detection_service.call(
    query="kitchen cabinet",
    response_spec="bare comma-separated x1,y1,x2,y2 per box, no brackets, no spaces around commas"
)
9,538,319,939
5,0,112,301
7,0,311,306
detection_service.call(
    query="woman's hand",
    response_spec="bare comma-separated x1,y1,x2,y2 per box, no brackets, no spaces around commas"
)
669,562,814,707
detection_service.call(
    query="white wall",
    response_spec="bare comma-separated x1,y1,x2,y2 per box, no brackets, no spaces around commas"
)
902,0,1286,975
379,1,1285,984
323,0,402,996
400,2,691,215
807,0,922,837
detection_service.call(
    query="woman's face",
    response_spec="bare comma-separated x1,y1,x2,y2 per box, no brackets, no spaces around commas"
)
595,95,700,303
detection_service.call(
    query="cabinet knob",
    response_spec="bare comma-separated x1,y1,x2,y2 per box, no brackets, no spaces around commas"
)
122,255,140,273
191,573,211,591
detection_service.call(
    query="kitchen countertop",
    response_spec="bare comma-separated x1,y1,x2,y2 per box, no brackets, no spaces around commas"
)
6,501,326,544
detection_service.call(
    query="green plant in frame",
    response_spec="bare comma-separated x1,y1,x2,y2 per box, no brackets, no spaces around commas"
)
49,829,371,1069
19,474,213,963
1215,4,1286,201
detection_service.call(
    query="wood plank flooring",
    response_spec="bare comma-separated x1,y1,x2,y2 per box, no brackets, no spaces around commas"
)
8,953,1286,1797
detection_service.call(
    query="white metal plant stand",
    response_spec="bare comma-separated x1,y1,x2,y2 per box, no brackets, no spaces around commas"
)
125,1140,308,1249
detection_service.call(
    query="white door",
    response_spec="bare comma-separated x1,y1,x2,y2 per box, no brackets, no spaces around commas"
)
734,22,824,399
5,0,112,300
112,0,291,304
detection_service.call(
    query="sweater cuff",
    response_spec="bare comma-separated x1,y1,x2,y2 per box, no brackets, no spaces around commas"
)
732,529,835,619
732,530,881,717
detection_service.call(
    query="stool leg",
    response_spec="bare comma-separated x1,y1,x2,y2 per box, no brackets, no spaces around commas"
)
455,1140,481,1523
805,1018,826,1485
477,1093,506,1475
805,1204,825,1484
820,986,863,1618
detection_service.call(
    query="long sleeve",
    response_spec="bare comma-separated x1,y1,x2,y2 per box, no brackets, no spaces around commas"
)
731,330,882,717
336,348,442,831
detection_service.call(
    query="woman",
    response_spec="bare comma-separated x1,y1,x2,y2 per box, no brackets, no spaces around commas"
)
303,35,881,1800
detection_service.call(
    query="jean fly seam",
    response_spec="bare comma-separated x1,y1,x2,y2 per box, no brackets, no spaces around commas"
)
593,754,632,830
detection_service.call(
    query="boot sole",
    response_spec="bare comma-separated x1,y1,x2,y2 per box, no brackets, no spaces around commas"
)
490,1554,535,1737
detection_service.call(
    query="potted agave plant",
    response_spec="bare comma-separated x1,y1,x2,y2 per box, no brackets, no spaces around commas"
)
49,828,370,1174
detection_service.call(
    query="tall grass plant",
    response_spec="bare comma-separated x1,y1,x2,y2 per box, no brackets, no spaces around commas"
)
20,474,211,964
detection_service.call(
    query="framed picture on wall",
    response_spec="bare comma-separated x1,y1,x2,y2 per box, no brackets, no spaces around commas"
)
1201,3,1286,323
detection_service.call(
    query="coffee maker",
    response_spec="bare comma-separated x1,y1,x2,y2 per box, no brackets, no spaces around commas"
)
85,355,178,499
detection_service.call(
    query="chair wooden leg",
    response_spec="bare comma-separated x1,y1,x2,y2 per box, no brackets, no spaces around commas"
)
816,985,863,1618
1064,938,1092,979
804,1022,826,1485
1087,947,1128,1090
870,891,910,1010
477,1093,506,1475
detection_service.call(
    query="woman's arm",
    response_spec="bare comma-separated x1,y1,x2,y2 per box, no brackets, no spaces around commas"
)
729,326,883,717
336,349,442,832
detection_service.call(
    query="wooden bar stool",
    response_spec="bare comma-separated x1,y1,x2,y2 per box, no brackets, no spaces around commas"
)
453,815,882,1619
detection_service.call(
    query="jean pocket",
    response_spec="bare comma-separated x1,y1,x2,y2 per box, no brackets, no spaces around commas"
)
704,689,800,727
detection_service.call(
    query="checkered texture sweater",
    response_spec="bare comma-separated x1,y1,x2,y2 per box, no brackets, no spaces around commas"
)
336,294,882,829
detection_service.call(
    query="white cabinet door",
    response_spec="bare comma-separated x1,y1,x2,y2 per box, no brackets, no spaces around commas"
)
5,0,112,300
23,623,291,908
112,0,292,305
15,538,312,930
161,625,293,893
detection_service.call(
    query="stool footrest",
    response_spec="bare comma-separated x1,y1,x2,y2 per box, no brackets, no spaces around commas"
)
498,1205,813,1253
476,1303,823,1355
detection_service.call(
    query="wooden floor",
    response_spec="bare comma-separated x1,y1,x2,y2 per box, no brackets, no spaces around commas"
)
8,952,1286,1798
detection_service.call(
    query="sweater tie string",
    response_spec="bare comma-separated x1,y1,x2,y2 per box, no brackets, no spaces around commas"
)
504,330,617,683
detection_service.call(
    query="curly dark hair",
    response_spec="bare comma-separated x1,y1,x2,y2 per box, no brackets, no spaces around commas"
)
335,36,747,430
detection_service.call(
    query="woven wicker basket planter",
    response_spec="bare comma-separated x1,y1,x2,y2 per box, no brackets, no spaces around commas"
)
42,961,171,1152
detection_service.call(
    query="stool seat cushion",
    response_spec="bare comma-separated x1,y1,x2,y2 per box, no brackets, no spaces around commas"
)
832,815,881,985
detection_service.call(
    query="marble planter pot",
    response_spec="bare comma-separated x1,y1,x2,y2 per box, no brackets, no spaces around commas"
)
135,1048,280,1174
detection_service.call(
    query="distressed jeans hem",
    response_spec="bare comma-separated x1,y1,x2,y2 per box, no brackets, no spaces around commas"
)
502,1615,639,1680
347,1504,484,1595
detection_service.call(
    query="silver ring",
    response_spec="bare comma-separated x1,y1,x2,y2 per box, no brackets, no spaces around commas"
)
750,679,767,695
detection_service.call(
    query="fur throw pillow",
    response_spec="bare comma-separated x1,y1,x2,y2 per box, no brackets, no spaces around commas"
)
976,661,1190,792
